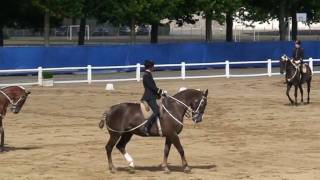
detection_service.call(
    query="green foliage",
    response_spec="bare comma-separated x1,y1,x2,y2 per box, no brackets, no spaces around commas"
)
43,72,53,79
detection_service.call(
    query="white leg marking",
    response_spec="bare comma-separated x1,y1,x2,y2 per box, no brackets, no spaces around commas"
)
124,152,134,167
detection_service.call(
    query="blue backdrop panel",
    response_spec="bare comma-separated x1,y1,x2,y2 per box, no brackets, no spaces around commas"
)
0,41,320,69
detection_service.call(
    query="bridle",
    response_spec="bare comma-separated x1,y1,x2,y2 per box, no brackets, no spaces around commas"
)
0,87,28,108
162,94,206,126
281,55,299,82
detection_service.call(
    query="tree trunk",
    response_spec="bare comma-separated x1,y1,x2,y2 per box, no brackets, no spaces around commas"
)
226,11,233,42
130,18,136,44
278,1,287,41
78,16,86,45
0,26,4,47
44,9,50,46
72,17,77,25
205,12,213,42
150,23,158,43
291,10,297,41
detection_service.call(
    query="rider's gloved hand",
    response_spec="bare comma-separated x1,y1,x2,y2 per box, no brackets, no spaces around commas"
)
161,90,168,97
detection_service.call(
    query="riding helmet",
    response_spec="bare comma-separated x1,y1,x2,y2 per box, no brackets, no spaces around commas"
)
144,60,155,70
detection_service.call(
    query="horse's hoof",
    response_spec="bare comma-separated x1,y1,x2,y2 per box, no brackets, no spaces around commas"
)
184,166,191,173
128,166,135,174
163,167,171,174
109,167,117,174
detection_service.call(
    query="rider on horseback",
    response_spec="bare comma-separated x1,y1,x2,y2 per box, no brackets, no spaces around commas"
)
141,60,166,136
292,40,305,73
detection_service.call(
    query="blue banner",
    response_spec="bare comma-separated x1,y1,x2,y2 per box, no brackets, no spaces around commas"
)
0,41,320,69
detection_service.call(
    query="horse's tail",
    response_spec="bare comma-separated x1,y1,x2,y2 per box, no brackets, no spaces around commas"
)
99,111,108,129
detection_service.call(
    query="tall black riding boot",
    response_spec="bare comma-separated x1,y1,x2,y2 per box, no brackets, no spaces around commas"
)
143,113,157,136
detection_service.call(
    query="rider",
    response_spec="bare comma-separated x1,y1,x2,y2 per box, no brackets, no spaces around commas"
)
141,60,166,136
292,40,305,73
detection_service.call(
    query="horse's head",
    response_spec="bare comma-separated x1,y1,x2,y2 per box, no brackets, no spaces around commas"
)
280,54,290,74
4,86,31,114
190,89,208,123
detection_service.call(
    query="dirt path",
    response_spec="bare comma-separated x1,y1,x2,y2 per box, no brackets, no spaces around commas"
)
1,76,320,180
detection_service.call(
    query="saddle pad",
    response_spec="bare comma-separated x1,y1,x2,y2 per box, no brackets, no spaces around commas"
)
140,102,153,119
302,64,307,73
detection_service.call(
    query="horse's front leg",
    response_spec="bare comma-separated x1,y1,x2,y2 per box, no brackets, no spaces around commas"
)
298,84,304,104
161,137,172,173
286,84,294,105
0,117,4,152
170,134,191,173
294,85,298,106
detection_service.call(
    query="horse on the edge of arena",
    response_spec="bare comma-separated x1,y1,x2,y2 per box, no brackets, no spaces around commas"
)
0,86,31,152
280,55,312,105
99,89,208,174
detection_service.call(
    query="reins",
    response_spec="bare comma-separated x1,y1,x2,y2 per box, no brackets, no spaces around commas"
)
286,60,299,82
0,90,24,106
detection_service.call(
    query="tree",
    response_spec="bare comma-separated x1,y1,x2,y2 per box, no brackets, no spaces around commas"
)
223,0,244,42
197,0,226,42
243,0,320,41
0,1,47,46
97,0,175,44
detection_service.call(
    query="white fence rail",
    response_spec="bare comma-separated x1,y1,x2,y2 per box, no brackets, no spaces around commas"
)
0,58,319,86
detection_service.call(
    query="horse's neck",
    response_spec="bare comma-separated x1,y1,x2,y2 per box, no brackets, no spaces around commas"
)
286,62,298,76
165,95,190,121
0,96,9,116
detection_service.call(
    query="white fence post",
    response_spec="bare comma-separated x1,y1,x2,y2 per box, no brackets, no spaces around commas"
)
225,60,230,78
136,63,141,82
267,59,272,77
309,58,313,72
87,65,92,84
38,67,43,86
181,62,186,80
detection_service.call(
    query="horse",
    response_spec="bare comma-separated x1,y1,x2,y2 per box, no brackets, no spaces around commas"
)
280,55,312,105
99,89,208,173
0,86,31,152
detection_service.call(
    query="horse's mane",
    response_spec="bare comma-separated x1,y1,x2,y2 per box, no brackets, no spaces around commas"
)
1,86,25,90
173,89,202,99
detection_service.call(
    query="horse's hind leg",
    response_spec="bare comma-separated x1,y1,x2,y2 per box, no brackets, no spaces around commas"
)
0,117,4,152
307,80,311,104
105,132,121,173
161,138,172,173
116,133,134,172
298,84,304,104
170,134,191,173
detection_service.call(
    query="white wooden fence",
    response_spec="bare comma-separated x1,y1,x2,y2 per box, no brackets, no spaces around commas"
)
0,58,319,86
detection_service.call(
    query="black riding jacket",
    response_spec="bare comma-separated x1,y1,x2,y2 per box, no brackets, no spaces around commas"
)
292,47,304,62
141,71,162,101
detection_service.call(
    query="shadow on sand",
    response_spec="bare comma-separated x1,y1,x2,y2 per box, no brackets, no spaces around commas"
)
0,146,42,153
117,164,216,173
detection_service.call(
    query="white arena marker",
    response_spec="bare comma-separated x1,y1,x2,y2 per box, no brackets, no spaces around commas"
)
105,83,114,91
179,87,187,92
42,79,54,87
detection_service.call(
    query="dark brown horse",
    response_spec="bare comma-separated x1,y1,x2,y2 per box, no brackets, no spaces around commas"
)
280,55,312,105
99,89,208,173
0,86,30,151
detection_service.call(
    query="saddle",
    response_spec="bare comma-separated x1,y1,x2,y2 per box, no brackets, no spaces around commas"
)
139,99,163,136
292,60,307,73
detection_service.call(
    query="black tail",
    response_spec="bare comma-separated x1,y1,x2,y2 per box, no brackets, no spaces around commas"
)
98,112,108,129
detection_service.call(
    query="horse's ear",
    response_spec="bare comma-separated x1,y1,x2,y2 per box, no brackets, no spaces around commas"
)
204,89,208,96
